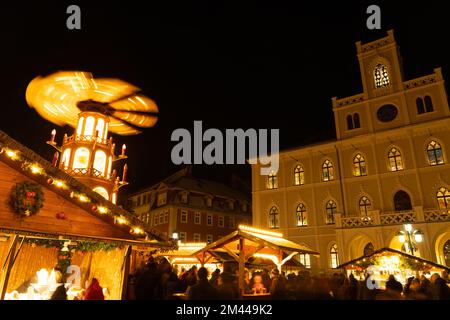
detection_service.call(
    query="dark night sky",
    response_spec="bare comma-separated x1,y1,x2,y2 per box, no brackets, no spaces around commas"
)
0,1,449,199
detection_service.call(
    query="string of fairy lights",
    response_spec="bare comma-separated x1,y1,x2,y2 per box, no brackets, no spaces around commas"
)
0,145,147,238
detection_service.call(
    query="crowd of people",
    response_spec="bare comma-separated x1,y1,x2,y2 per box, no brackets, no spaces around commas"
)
131,256,450,300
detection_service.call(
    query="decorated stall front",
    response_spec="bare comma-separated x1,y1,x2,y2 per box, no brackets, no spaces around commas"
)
0,131,175,300
193,225,319,297
338,247,450,288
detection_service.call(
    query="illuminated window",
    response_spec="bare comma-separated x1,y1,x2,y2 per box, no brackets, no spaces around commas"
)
388,148,403,171
95,118,105,141
194,212,201,225
93,186,109,200
267,171,278,189
269,206,279,229
179,232,187,242
181,192,189,204
330,244,339,268
194,233,201,242
77,117,84,136
425,95,434,112
437,187,450,211
107,156,112,179
374,64,389,88
180,210,188,223
206,234,213,244
359,196,371,217
206,197,213,207
444,240,450,267
84,116,95,136
322,160,334,181
353,154,367,177
93,150,107,176
296,203,307,227
61,148,71,169
299,253,311,268
207,214,213,226
111,192,117,204
427,141,444,166
73,147,90,169
326,200,337,225
294,165,305,186
218,216,224,228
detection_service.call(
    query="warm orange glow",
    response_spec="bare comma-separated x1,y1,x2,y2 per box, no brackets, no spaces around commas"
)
238,225,283,238
5,149,18,160
133,227,144,234
54,180,65,188
26,71,159,135
116,216,127,225
30,164,43,174
98,206,108,214
78,194,89,202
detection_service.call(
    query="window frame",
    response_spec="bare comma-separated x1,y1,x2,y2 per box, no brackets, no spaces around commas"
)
325,200,337,225
268,206,279,229
294,164,305,186
322,159,334,182
180,210,188,223
330,244,339,269
427,140,444,166
296,203,308,227
388,147,404,172
353,154,367,177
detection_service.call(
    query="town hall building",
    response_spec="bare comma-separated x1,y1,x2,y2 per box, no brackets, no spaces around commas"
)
251,30,450,272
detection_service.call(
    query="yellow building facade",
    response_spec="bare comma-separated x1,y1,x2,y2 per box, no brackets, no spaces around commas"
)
251,30,450,272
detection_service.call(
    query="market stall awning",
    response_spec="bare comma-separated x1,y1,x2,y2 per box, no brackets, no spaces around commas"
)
338,247,450,273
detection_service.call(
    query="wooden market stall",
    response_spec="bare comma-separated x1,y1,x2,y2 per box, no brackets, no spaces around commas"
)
193,225,319,296
0,131,175,300
338,247,450,288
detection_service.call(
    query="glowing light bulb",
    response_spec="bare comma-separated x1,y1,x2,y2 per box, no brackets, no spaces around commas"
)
78,195,89,202
98,206,108,214
404,224,413,232
30,165,42,174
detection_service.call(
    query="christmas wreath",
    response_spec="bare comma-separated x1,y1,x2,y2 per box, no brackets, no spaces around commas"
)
10,181,44,217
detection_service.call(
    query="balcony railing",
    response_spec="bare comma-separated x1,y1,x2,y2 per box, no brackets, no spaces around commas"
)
337,207,450,229
64,134,112,147
62,167,115,181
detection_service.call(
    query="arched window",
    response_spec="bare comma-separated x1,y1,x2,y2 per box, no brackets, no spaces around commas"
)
77,117,84,136
93,186,109,200
322,160,334,182
298,253,311,268
425,95,434,112
330,244,339,268
347,115,354,130
84,116,95,137
437,187,450,210
353,154,367,177
427,140,444,166
269,206,279,229
95,118,105,141
61,148,71,169
294,165,305,186
353,113,361,129
416,97,425,114
388,148,404,171
364,243,374,256
394,190,412,211
93,150,107,176
296,203,307,227
444,240,450,267
73,147,90,170
267,171,278,190
359,196,371,217
374,64,390,88
326,200,337,224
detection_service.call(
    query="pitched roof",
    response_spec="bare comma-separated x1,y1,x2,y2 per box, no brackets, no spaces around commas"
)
0,130,173,246
338,247,450,272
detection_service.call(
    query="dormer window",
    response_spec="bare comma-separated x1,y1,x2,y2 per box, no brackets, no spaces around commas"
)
228,200,235,210
205,196,213,208
180,192,189,204
241,202,248,212
157,192,167,206
374,64,390,88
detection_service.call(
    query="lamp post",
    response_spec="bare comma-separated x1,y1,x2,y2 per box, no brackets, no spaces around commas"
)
397,223,423,256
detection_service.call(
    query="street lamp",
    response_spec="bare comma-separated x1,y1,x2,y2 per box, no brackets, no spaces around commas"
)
172,231,179,240
397,223,423,256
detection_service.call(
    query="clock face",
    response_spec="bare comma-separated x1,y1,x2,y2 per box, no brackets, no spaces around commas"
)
377,104,398,122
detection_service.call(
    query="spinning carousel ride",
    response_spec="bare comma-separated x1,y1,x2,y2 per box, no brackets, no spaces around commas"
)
26,71,159,203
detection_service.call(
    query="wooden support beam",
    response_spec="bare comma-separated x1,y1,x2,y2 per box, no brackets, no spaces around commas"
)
0,235,19,300
238,238,245,298
244,244,265,261
223,246,240,262
120,245,132,300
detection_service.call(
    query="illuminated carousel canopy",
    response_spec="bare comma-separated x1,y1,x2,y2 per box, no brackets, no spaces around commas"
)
26,71,159,135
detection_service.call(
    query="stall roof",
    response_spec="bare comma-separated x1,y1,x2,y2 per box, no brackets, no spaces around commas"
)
338,247,450,272
194,226,319,256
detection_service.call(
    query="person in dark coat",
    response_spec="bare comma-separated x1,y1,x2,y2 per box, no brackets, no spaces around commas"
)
187,267,219,300
134,262,159,300
50,271,67,300
217,272,239,300
209,269,221,287
348,274,358,300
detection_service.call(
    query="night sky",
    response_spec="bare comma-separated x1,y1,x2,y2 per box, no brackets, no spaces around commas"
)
0,1,449,200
